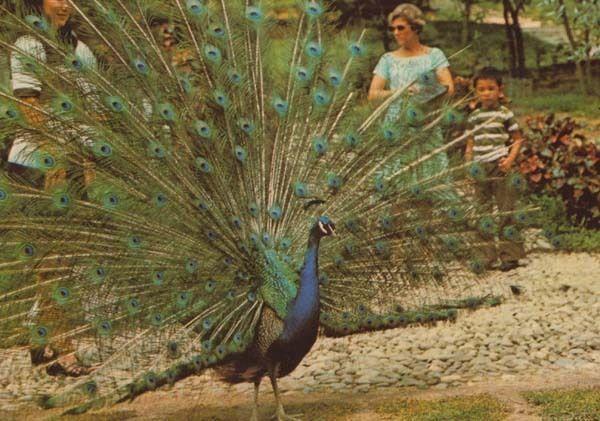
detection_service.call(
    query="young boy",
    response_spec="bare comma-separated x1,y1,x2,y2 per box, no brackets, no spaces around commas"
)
465,67,525,271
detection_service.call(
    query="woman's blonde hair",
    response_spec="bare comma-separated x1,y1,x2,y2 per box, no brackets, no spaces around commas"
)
388,3,426,33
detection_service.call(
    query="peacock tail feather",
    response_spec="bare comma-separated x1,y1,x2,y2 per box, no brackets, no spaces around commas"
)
0,0,537,412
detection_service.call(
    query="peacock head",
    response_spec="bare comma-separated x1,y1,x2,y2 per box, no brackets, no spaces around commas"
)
311,216,336,240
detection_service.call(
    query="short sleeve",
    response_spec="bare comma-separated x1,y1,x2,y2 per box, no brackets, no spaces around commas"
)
373,54,390,81
75,41,97,71
503,108,519,132
430,48,449,70
11,35,46,96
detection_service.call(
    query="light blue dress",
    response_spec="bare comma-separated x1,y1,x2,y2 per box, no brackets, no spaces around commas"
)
373,47,450,187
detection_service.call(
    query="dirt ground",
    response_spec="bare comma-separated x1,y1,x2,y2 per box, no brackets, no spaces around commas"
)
4,368,599,420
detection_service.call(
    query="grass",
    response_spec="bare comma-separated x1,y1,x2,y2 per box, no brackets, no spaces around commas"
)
524,387,600,420
512,90,600,119
376,394,509,421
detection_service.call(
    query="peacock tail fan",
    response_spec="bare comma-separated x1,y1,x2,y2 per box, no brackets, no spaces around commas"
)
0,0,538,412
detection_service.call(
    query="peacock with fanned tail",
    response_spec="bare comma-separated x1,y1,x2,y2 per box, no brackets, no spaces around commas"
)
0,1,535,419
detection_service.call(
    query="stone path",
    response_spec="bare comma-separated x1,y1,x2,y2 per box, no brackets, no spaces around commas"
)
1,252,599,416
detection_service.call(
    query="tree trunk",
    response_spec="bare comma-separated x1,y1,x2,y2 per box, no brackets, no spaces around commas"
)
503,0,517,77
461,0,473,45
510,7,527,78
557,0,588,93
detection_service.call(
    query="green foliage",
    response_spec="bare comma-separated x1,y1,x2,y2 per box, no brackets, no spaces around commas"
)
518,114,599,228
524,387,600,420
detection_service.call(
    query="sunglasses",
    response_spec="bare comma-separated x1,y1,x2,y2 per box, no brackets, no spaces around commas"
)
388,24,408,32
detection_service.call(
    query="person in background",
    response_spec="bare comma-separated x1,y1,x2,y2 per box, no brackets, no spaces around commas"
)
465,67,526,272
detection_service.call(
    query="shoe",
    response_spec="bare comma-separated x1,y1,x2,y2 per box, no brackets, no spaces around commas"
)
499,260,519,272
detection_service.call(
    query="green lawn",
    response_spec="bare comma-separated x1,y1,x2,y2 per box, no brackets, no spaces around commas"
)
524,387,600,420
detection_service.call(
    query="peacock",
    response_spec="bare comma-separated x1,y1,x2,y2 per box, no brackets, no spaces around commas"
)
0,1,535,419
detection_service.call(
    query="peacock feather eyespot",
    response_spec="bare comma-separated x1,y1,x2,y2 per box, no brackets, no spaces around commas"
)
293,182,308,198
231,216,243,229
0,188,8,202
179,75,193,93
191,355,203,370
186,0,206,16
195,157,213,173
469,259,484,274
444,236,460,251
153,192,168,208
272,97,289,116
514,211,530,225
327,69,342,87
374,177,386,192
551,236,563,248
31,325,49,345
305,42,323,58
447,207,463,220
150,313,164,326
326,173,342,189
414,225,426,238
103,192,120,209
246,291,257,302
295,66,314,84
313,89,331,106
176,291,191,308
38,153,56,170
502,225,518,240
268,204,283,221
479,216,496,233
227,69,242,85
105,96,126,113
312,136,328,155
469,162,485,180
238,119,255,135
133,59,149,75
319,273,329,286
379,215,393,231
341,312,351,321
3,106,19,120
25,15,49,31
248,202,259,217
193,120,212,139
148,142,166,158
382,126,397,142
209,24,226,38
206,230,218,241
245,6,264,23
83,381,98,396
334,255,345,267
348,42,365,57
126,297,141,314
144,372,158,389
53,286,71,304
205,280,217,293
542,226,555,239
157,103,176,122
152,270,164,286
21,243,36,258
202,317,213,330
305,1,324,17
344,132,359,148
213,90,230,108
127,235,142,249
97,320,112,336
185,258,198,273
53,192,71,209
280,238,292,250
93,141,113,158
204,44,222,64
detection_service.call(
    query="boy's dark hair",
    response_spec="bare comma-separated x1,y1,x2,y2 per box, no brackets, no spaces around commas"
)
473,67,503,87
22,0,78,47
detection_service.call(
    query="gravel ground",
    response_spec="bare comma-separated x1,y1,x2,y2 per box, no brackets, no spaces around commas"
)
1,251,599,417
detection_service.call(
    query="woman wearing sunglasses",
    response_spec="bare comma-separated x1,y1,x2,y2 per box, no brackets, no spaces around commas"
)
368,3,455,188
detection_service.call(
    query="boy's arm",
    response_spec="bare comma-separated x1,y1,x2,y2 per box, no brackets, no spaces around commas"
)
499,130,523,173
465,135,474,162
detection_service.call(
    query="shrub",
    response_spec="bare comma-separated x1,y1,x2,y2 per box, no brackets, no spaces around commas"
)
518,114,599,228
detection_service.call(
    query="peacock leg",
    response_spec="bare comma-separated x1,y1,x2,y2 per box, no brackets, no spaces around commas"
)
269,365,302,421
250,379,260,421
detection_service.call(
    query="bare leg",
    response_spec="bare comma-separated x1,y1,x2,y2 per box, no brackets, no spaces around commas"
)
269,365,302,421
250,379,260,421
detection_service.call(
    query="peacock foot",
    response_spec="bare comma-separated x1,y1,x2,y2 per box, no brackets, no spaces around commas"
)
271,406,303,421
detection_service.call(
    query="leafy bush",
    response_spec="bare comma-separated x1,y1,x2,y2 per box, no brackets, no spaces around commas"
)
518,114,599,228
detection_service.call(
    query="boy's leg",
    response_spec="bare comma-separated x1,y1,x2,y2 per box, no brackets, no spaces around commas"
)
496,172,526,265
473,173,498,268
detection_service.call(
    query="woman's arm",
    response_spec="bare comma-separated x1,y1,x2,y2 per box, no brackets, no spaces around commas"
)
368,75,393,101
436,66,455,96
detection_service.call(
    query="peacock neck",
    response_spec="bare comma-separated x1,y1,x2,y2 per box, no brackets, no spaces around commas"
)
280,233,321,343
